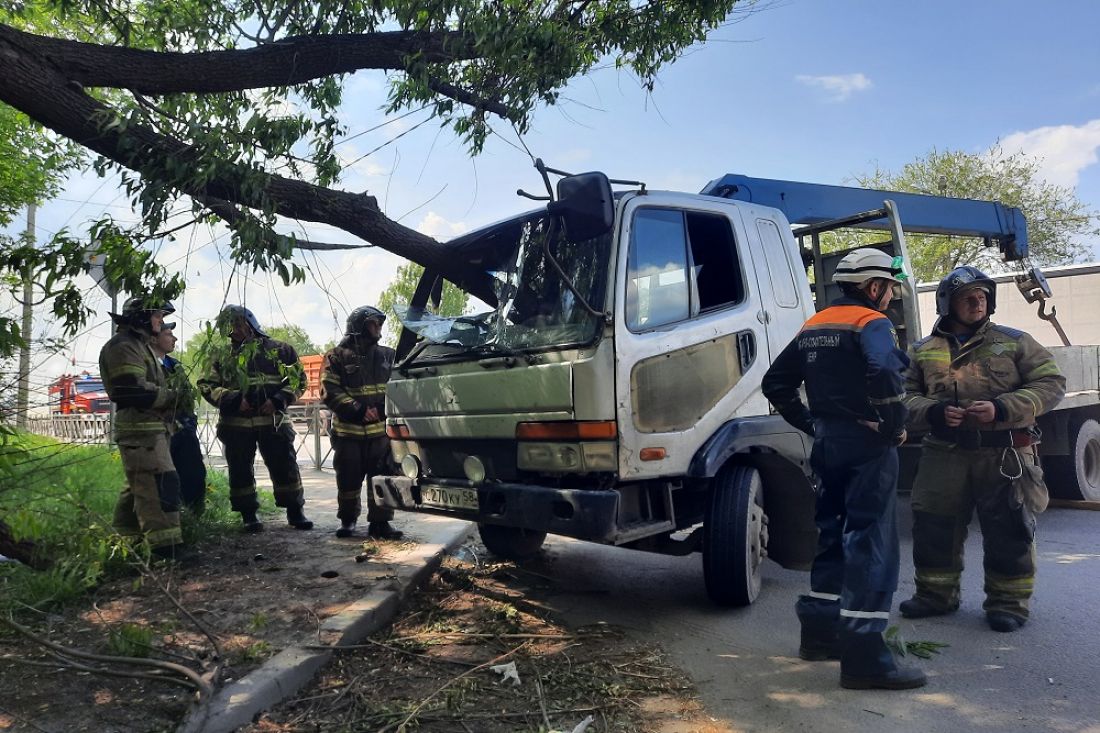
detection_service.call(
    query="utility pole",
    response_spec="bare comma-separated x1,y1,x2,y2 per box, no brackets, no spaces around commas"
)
15,203,36,429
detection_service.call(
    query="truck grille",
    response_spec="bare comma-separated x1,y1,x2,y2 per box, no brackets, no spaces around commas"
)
421,439,518,481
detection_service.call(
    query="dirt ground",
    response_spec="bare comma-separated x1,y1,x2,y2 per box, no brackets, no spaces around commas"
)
0,529,723,733
0,521,411,733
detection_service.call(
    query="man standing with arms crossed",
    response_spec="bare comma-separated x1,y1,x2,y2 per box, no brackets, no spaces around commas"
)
762,248,926,690
322,306,403,540
899,267,1064,632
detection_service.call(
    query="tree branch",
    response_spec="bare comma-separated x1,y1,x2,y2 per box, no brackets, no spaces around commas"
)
1,615,211,696
0,23,475,95
427,79,517,119
195,195,371,251
0,36,461,276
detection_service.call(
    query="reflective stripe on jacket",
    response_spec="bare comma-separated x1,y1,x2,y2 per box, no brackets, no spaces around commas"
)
197,336,305,431
99,327,174,441
321,338,394,439
762,296,910,439
903,318,1066,433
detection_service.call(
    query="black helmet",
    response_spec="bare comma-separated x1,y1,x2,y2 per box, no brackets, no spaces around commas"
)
346,305,386,336
110,295,176,328
218,304,268,337
936,266,996,316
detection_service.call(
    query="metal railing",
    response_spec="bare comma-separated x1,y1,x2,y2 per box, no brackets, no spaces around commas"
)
27,403,335,470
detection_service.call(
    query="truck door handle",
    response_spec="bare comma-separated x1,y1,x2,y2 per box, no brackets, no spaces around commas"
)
737,330,756,372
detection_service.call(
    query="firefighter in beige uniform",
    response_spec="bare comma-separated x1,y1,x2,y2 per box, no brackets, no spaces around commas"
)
321,306,403,540
100,296,185,558
900,267,1065,631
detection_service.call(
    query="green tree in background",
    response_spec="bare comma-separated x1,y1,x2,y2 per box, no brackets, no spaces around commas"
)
266,324,321,356
845,147,1097,282
376,262,470,345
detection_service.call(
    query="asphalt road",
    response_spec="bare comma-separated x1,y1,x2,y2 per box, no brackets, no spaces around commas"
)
542,499,1100,733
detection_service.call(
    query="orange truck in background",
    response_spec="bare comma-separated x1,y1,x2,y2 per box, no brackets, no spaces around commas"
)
299,354,324,404
49,372,110,414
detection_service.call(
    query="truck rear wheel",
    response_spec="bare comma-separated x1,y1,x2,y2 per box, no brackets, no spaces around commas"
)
1046,418,1100,501
703,464,767,607
477,523,547,560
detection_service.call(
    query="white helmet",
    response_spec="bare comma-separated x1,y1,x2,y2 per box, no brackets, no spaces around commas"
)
832,248,905,285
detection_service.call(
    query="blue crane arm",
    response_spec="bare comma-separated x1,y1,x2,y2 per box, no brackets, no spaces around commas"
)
701,174,1028,260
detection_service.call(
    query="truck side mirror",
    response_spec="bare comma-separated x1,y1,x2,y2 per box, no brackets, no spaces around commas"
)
548,172,614,243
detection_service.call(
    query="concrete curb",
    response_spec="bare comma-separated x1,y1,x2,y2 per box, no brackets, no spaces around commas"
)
179,520,472,733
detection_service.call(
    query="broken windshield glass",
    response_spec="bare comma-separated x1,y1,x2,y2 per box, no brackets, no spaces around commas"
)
393,213,611,362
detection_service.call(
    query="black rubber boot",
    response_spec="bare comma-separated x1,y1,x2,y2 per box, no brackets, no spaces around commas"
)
899,596,955,619
796,595,840,661
335,520,357,538
799,625,841,661
987,611,1026,632
286,505,314,530
839,632,927,690
240,510,264,533
367,521,404,540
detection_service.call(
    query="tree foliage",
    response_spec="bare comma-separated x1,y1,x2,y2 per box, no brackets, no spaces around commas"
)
0,105,84,361
376,261,470,345
266,324,321,356
845,147,1097,282
0,0,749,346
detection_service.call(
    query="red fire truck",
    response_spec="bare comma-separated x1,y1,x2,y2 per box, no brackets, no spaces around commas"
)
48,373,111,414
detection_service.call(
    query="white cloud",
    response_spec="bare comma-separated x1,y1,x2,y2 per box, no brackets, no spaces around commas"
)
999,119,1100,188
795,73,872,102
416,211,468,239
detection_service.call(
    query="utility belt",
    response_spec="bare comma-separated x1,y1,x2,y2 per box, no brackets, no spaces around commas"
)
930,425,1040,450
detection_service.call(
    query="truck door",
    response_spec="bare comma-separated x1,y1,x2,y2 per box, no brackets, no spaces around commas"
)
742,210,814,360
614,195,771,480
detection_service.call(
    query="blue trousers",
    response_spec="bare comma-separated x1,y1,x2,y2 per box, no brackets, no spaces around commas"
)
797,419,900,638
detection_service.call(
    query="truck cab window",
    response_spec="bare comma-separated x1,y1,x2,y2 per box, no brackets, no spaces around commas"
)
627,208,744,331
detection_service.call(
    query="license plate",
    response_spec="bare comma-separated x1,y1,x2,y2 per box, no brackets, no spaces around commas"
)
421,485,479,511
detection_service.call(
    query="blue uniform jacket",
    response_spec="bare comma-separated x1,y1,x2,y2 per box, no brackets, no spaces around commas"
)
762,296,910,441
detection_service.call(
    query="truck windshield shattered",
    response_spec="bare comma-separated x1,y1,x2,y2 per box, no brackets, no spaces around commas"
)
394,212,612,362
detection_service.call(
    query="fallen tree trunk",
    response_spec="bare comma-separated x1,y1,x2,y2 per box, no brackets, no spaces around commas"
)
0,518,50,570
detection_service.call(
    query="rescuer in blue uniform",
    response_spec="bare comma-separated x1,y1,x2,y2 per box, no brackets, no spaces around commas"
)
762,248,926,690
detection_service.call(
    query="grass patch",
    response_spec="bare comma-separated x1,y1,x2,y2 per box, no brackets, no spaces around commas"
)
0,430,243,616
108,623,155,658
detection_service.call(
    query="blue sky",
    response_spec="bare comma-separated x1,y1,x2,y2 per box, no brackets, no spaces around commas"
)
8,0,1100,388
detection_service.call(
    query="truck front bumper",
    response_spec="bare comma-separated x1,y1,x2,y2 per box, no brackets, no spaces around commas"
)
371,476,620,543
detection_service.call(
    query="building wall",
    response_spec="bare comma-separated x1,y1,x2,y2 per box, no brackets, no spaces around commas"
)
915,263,1100,347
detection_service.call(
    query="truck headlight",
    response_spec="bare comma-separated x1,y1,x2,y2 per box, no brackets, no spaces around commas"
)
463,455,486,483
401,454,422,479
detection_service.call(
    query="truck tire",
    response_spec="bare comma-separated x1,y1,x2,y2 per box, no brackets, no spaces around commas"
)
1046,419,1100,501
477,523,547,560
703,464,768,607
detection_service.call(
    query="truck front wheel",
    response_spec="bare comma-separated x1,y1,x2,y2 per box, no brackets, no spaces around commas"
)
477,523,547,560
703,464,768,607
1046,418,1100,501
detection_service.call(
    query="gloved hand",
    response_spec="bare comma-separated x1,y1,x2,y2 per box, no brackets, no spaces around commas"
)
221,390,244,412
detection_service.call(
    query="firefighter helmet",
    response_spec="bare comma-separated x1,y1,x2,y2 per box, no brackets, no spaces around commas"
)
346,305,386,336
110,295,176,328
218,304,268,338
936,266,996,316
832,248,906,285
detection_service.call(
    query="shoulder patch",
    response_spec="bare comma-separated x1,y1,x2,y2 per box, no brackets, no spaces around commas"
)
911,335,936,350
991,324,1024,339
